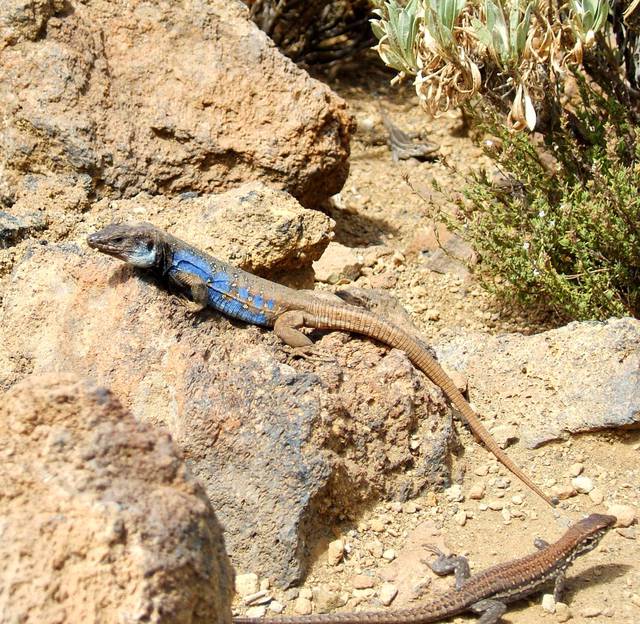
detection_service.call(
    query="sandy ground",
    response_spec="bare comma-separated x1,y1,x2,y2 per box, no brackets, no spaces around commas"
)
234,61,640,623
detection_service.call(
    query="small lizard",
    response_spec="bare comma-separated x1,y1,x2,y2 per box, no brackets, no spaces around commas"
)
233,513,616,624
87,222,556,507
379,108,439,163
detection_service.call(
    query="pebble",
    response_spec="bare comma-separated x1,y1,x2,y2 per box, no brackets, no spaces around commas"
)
568,462,584,477
474,465,489,477
425,308,440,321
260,579,270,591
607,504,636,527
382,549,396,561
402,501,418,514
580,606,602,618
245,606,266,618
469,482,485,500
327,538,344,566
293,597,313,615
511,494,524,505
284,588,299,601
269,601,285,614
589,488,604,505
235,573,259,597
488,500,504,511
313,586,345,613
541,593,556,613
351,574,376,590
299,588,313,600
378,582,398,606
454,510,467,526
616,527,636,540
370,517,386,532
571,475,594,494
365,540,384,558
501,508,511,523
244,590,270,606
423,491,438,507
630,593,640,607
555,602,571,622
445,484,464,502
551,484,577,500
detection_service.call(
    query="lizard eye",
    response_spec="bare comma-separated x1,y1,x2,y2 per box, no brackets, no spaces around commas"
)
112,236,124,244
146,241,154,251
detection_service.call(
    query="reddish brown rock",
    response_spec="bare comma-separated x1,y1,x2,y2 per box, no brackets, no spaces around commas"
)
0,244,452,585
0,374,234,623
0,0,354,208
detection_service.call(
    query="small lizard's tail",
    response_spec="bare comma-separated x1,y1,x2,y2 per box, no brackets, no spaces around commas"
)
304,301,557,508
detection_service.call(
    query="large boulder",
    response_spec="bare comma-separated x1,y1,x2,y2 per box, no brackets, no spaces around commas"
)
0,243,453,586
0,0,354,208
0,374,234,623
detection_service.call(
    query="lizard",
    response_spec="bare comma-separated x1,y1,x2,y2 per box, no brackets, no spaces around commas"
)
87,222,557,507
233,513,616,624
378,107,439,163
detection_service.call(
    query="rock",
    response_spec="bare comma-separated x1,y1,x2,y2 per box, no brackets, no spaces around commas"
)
589,489,605,505
0,210,46,248
555,602,571,622
0,0,353,208
365,540,384,558
0,374,233,623
551,484,577,500
488,424,518,449
568,462,584,477
313,242,364,284
382,549,396,561
293,597,312,615
454,510,468,526
607,504,636,527
0,244,452,586
378,582,398,606
421,232,476,279
542,593,556,613
312,586,345,613
351,575,376,590
369,517,386,532
468,482,485,500
236,573,260,598
444,484,464,502
571,475,594,494
269,601,285,614
91,184,334,273
244,606,266,618
327,539,345,566
435,318,640,448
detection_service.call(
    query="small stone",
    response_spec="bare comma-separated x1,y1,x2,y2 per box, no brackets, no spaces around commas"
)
351,574,376,590
488,500,504,511
454,510,467,526
378,582,398,606
245,590,270,606
293,597,313,615
445,484,464,503
501,508,511,523
469,482,485,500
425,308,440,321
580,606,602,618
327,538,344,566
245,606,266,618
402,501,418,514
489,425,518,449
542,593,556,613
260,579,270,591
284,588,299,601
571,476,594,494
551,484,577,500
630,594,640,607
589,489,604,505
511,494,524,505
299,588,313,600
616,527,636,540
607,504,636,527
313,586,345,613
269,601,285,614
555,602,571,622
423,491,438,506
474,465,489,477
382,549,396,561
370,517,385,532
235,573,260,597
568,463,584,477
313,242,363,284
365,540,384,558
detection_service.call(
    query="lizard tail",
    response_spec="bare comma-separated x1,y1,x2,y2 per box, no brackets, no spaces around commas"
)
304,301,557,508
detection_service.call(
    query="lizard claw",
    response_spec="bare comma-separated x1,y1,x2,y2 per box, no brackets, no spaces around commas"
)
284,345,335,364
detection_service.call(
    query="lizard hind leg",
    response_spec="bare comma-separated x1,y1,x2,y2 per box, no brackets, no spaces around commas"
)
274,310,333,363
170,269,209,313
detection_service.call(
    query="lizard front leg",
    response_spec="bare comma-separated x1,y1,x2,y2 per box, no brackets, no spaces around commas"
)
169,269,209,313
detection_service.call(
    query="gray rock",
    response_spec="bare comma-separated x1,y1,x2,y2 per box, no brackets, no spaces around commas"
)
0,244,453,586
0,210,45,248
435,318,640,447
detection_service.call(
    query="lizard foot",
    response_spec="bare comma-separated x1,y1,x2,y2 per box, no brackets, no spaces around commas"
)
173,294,207,313
284,345,335,364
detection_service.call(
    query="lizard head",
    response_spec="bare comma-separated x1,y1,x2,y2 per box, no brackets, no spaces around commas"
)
88,222,161,268
566,513,616,560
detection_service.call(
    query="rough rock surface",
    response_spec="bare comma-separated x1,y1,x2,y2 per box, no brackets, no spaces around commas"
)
0,374,234,623
0,0,354,208
0,244,452,586
435,317,640,448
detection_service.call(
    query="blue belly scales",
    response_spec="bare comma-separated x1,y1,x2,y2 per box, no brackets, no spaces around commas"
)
169,248,275,326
